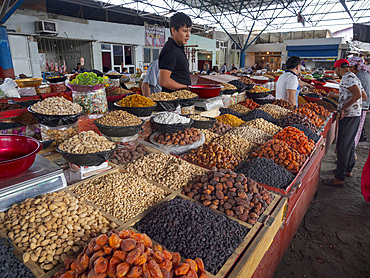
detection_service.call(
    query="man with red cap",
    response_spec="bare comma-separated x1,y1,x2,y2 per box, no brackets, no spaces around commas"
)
324,59,365,186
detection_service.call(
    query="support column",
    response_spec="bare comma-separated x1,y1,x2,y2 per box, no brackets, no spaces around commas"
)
0,25,15,79
240,51,246,68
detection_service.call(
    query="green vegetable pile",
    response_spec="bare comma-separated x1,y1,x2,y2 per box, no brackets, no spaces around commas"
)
70,72,104,85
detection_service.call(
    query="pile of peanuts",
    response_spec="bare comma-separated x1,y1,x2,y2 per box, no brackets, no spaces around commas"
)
96,110,142,127
172,90,198,99
212,133,256,158
0,191,115,271
72,171,168,222
228,126,272,144
243,118,282,135
31,97,82,115
149,92,178,101
229,104,251,114
125,153,206,190
258,104,291,119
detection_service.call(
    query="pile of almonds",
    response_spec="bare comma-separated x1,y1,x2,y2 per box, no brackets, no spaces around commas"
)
0,191,115,271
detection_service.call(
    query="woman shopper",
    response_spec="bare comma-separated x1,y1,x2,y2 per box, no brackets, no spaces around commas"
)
348,57,370,145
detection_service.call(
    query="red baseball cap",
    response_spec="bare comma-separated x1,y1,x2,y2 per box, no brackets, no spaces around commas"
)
333,59,349,69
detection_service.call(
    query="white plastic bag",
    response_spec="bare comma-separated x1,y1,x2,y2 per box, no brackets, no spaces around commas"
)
0,78,20,98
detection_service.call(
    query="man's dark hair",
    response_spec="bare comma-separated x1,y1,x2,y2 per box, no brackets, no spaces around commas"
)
286,56,301,69
170,12,192,33
77,63,81,66
123,67,128,72
232,67,238,71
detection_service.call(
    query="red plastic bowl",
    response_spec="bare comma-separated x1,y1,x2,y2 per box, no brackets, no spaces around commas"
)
0,135,42,179
189,84,221,99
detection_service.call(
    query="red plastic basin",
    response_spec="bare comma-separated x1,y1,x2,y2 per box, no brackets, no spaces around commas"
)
0,135,42,179
189,84,221,99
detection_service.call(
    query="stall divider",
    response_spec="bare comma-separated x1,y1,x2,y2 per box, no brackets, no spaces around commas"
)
227,196,288,278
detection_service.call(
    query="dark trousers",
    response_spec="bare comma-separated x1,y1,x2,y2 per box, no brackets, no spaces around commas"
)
335,116,361,180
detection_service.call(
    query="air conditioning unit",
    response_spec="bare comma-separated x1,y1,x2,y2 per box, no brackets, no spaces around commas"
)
35,21,57,35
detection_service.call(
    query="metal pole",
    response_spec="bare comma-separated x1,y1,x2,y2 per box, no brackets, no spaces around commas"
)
0,25,15,79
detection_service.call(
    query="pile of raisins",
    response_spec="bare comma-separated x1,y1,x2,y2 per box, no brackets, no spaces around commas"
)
134,197,249,275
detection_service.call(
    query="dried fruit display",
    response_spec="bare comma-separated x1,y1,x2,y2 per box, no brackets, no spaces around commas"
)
257,104,291,119
293,107,324,127
301,102,331,117
109,144,149,165
125,153,206,190
228,103,251,114
249,86,269,93
251,139,306,174
171,89,198,99
72,172,167,222
154,128,202,146
54,230,209,278
0,238,35,278
212,133,256,158
0,191,115,271
280,113,318,133
216,114,245,127
236,158,295,189
149,92,178,101
272,99,295,111
298,95,308,105
313,88,327,96
243,118,282,135
134,197,249,275
241,109,279,125
182,168,273,224
208,121,233,135
290,124,320,143
184,142,241,170
238,99,260,110
117,94,156,107
228,126,272,144
96,110,142,127
273,127,315,155
220,82,237,90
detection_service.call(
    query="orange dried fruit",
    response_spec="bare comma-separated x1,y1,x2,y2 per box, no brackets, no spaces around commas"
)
94,257,108,274
121,238,137,252
109,233,122,249
175,263,190,276
116,262,130,278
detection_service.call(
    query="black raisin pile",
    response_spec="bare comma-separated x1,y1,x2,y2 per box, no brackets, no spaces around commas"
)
134,196,249,275
236,158,295,189
0,238,35,278
290,124,321,143
241,109,279,125
219,107,247,117
281,113,318,133
228,80,247,92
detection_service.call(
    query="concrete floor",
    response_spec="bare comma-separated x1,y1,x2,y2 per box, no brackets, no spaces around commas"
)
274,114,370,278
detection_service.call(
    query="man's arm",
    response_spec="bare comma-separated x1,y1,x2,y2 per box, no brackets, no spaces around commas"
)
339,85,362,119
159,69,188,91
286,89,297,107
298,80,315,90
141,82,151,97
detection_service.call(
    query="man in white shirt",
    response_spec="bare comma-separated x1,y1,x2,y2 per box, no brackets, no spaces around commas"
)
276,56,313,107
141,60,161,97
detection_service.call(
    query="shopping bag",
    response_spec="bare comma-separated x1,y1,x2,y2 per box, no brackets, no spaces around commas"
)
361,148,370,202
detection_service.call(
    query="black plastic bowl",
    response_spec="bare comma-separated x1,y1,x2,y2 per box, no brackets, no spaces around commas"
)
188,115,217,129
150,117,194,133
154,99,180,112
221,89,238,95
28,106,83,127
46,76,67,83
114,101,157,117
56,145,117,166
247,91,270,99
94,119,144,137
178,96,198,107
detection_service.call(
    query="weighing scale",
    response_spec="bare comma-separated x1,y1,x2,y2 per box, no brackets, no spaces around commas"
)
195,96,224,111
0,155,67,212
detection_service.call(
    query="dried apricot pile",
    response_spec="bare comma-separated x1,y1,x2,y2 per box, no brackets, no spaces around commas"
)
273,127,315,155
54,230,209,278
301,102,331,117
294,107,324,127
251,139,306,174
238,99,260,110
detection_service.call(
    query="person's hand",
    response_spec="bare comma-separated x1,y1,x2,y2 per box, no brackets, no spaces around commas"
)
307,83,315,90
339,109,345,120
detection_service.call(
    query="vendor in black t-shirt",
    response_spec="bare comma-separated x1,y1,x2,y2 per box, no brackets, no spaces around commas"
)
159,13,192,92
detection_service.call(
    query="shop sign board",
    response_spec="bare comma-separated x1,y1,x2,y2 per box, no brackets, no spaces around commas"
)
145,23,165,47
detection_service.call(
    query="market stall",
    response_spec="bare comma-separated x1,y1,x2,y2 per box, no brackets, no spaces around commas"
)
0,71,336,278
